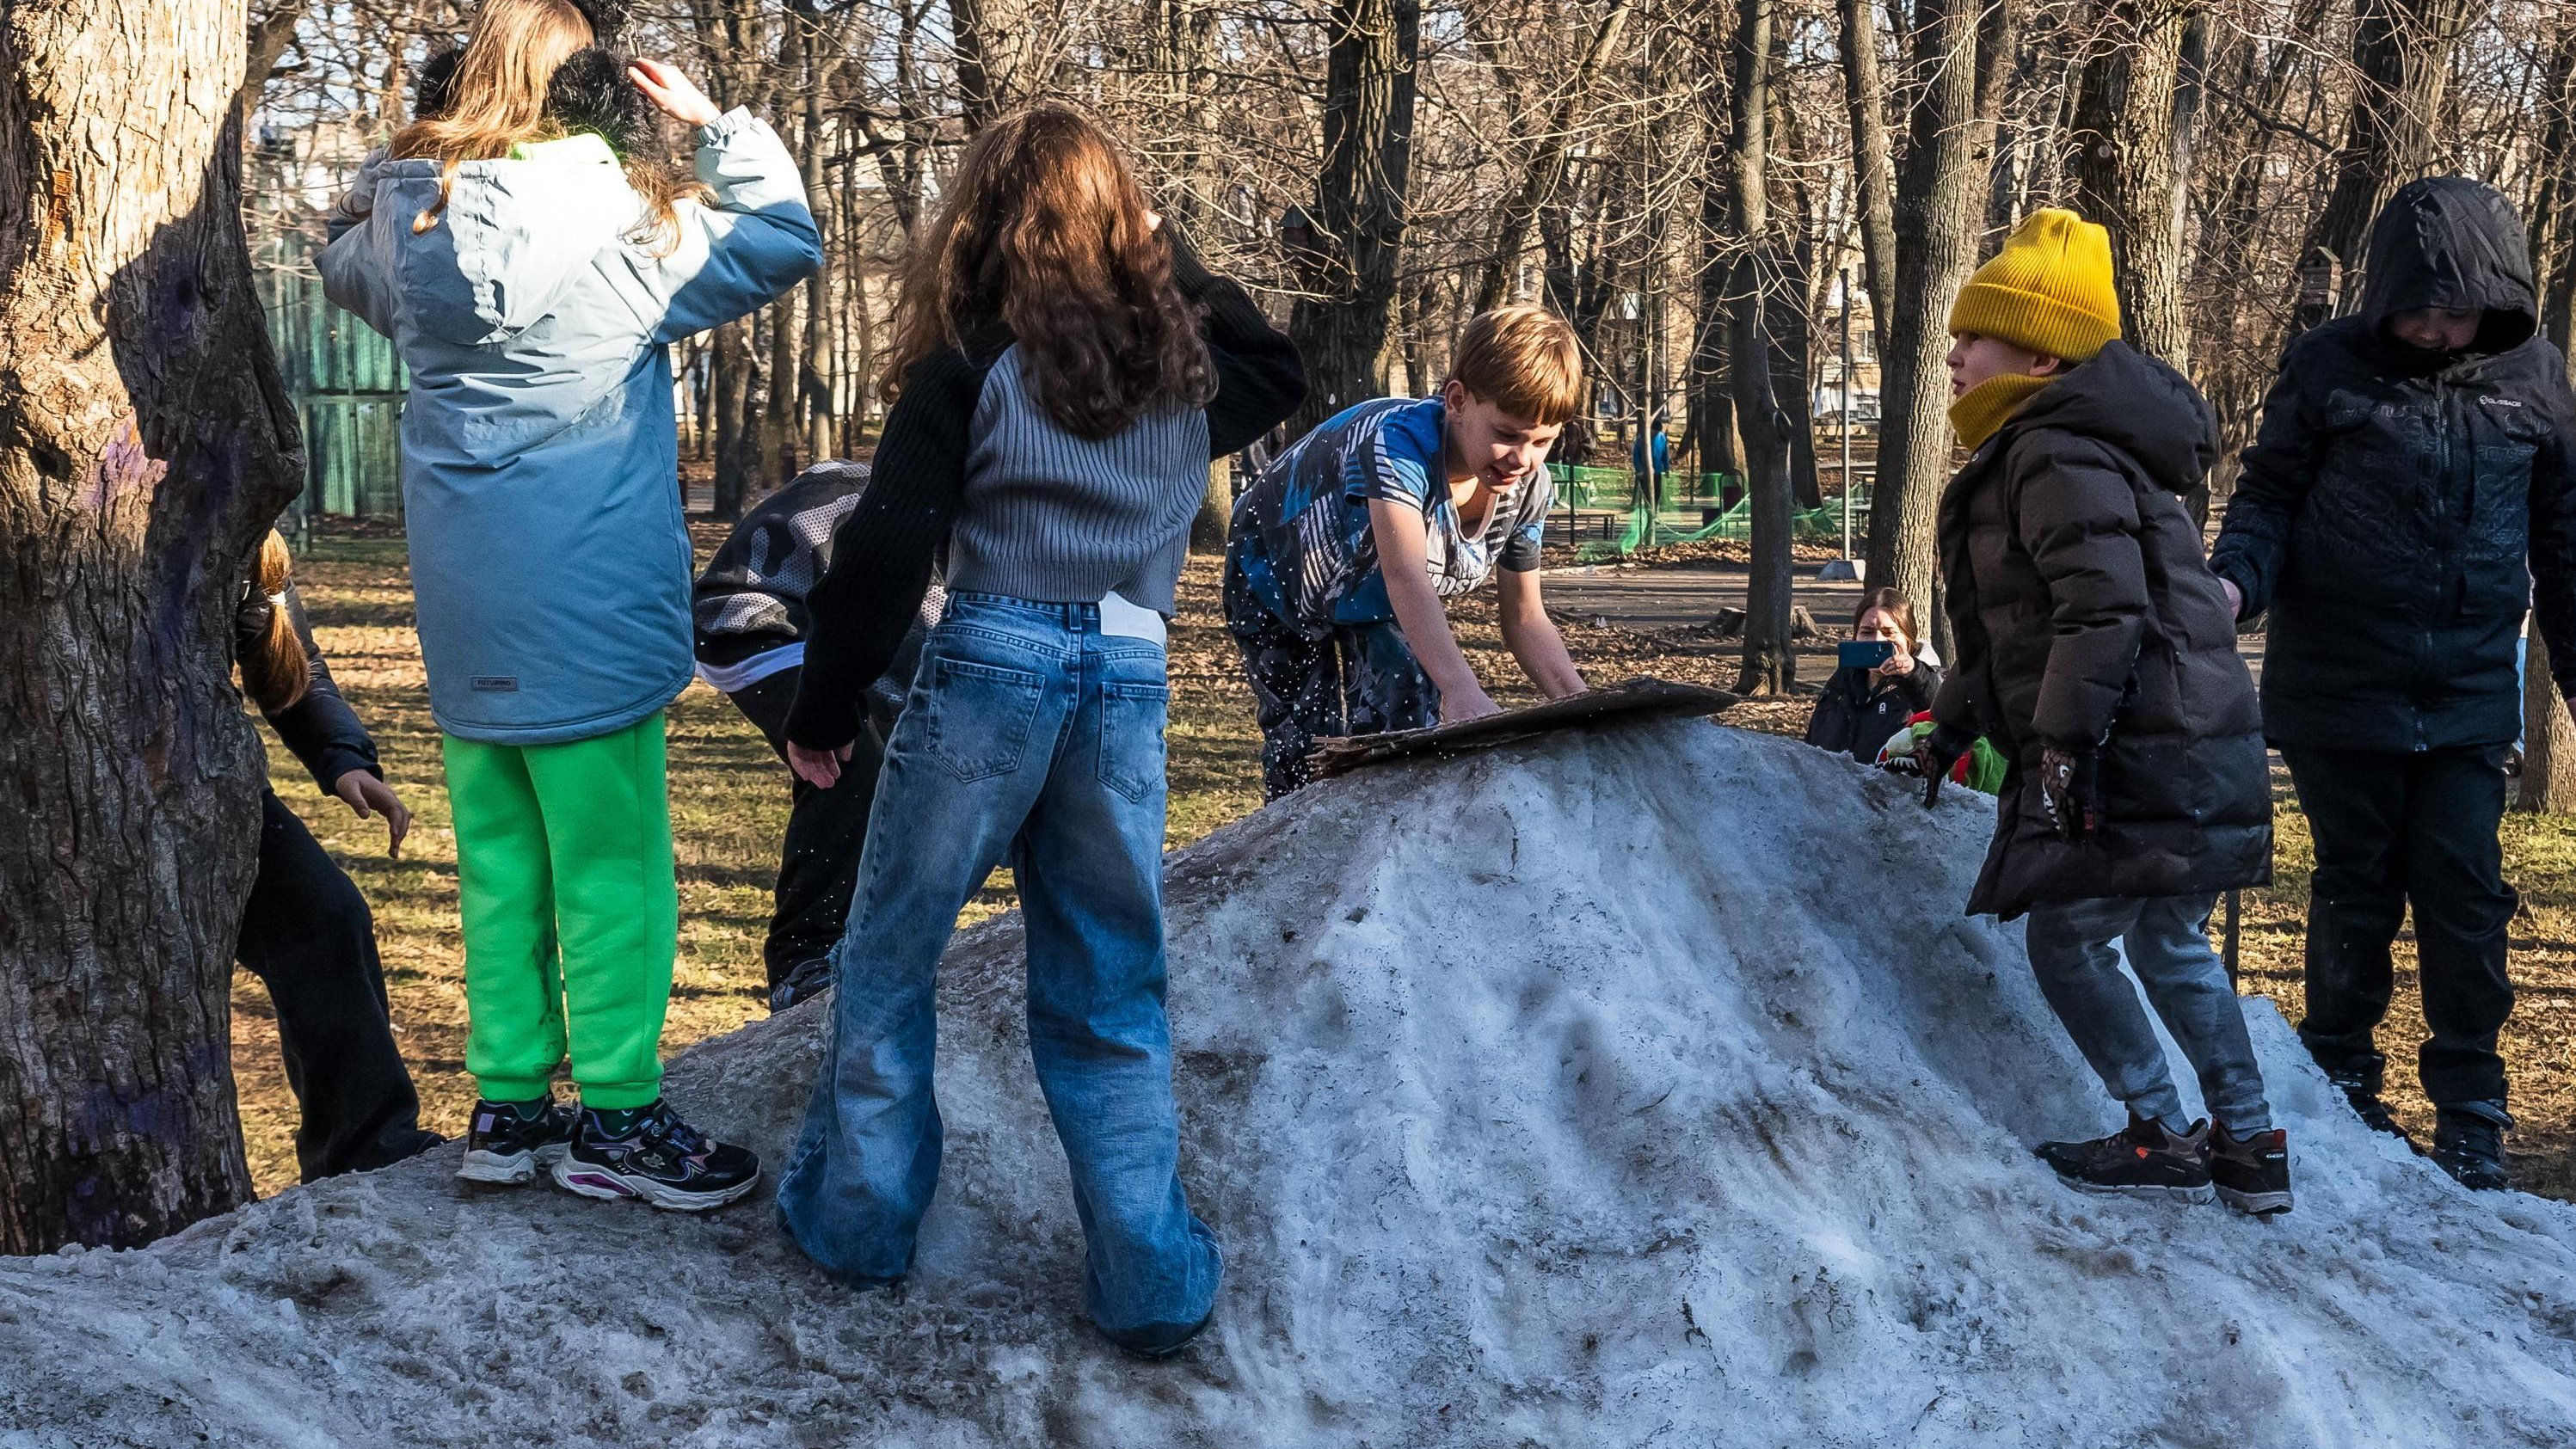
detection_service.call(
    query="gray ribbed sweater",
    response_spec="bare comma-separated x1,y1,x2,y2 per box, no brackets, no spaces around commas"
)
952,346,1212,614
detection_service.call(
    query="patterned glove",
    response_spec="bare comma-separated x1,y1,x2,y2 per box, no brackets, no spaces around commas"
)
2038,746,2101,842
1913,724,1976,808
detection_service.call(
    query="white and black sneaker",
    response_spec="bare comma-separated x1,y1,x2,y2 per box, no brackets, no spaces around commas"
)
551,1100,761,1212
457,1096,578,1185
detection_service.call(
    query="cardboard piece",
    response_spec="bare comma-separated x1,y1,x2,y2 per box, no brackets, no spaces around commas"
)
1307,677,1741,780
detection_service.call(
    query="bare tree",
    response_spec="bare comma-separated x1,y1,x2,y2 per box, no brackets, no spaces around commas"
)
1,0,304,1253
1289,0,1422,430
2070,0,2207,369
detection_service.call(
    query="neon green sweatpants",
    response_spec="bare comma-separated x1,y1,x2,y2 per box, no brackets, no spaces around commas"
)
442,712,676,1110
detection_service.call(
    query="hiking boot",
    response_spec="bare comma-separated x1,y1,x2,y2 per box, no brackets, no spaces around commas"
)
456,1096,577,1185
768,956,835,1014
2035,1115,2214,1203
2431,1104,2511,1192
2324,1069,2413,1144
552,1099,761,1212
2207,1123,2294,1216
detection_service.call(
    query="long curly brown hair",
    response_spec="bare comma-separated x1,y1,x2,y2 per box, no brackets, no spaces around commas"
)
882,107,1213,439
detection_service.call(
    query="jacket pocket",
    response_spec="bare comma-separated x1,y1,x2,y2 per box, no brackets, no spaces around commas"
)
1097,680,1171,804
2468,398,2544,572
925,658,1044,783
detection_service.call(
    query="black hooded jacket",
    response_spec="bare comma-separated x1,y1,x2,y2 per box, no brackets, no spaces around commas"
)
2209,177,2576,752
1934,341,2272,918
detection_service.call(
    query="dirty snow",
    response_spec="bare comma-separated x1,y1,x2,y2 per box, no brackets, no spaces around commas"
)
4,717,2574,1447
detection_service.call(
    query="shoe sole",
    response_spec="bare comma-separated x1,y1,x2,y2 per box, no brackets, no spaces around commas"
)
2051,1175,2215,1205
550,1155,760,1212
2216,1185,2294,1215
456,1143,568,1186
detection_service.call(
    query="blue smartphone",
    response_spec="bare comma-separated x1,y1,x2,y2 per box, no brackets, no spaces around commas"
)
1839,640,1896,670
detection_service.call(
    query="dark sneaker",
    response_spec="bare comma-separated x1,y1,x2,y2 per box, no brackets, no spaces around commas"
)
457,1096,576,1185
1103,1311,1214,1360
552,1100,761,1212
2431,1105,2511,1192
2208,1123,2294,1216
768,956,835,1014
2035,1115,2214,1203
2326,1070,2413,1143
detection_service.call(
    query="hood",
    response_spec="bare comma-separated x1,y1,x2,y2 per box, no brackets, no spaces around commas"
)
2355,177,2538,355
2001,341,2216,494
358,150,634,347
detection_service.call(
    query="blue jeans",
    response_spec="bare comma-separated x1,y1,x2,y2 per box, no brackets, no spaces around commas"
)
2022,894,2273,1134
776,593,1220,1351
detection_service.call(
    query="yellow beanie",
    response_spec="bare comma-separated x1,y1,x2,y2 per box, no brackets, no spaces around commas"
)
1946,208,2121,364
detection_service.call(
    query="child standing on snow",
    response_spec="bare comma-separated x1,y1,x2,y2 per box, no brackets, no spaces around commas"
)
772,108,1304,1355
321,0,819,1210
1917,209,2288,1213
1223,305,1592,799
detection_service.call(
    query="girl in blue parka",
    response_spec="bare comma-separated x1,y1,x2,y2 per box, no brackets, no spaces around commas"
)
319,0,819,1212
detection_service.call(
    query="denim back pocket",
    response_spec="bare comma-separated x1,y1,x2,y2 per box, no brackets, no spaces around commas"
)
1097,680,1172,803
926,657,1045,783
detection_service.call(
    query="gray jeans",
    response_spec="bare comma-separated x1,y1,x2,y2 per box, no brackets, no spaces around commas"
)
2023,894,2272,1133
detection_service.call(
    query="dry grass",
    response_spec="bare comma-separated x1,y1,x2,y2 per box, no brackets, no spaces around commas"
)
238,526,2576,1201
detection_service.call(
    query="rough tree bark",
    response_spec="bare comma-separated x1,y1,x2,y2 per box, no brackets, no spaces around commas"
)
2069,0,2204,370
0,0,302,1254
1836,0,1897,365
1862,0,2005,617
2522,28,2576,813
1727,0,1795,694
1288,0,1420,433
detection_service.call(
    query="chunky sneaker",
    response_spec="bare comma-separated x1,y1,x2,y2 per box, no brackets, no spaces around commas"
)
2207,1123,2294,1216
551,1100,761,1211
2326,1069,2413,1143
2035,1115,2214,1203
767,956,835,1014
457,1096,577,1185
2431,1104,2511,1192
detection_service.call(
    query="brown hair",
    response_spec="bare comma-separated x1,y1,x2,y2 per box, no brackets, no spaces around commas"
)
1851,586,1918,652
1448,305,1584,425
880,106,1213,440
239,532,311,715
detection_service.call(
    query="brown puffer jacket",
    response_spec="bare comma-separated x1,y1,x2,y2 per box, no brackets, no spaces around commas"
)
1932,340,2272,918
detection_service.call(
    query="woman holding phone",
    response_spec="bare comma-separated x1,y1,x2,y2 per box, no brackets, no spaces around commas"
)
1804,587,1944,764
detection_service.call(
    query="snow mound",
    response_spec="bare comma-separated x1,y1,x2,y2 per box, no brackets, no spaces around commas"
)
7,717,2576,1446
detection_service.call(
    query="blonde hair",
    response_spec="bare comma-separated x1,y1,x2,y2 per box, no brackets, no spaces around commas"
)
239,532,310,715
389,0,593,235
1449,305,1584,425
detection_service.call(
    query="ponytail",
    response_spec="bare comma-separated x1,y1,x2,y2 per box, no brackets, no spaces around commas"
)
239,531,311,714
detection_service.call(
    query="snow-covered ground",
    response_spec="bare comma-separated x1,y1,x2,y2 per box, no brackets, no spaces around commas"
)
5,717,2575,1447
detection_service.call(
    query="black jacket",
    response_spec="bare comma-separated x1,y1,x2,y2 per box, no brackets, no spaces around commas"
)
1804,661,1942,764
238,580,381,792
1934,341,2272,918
2209,177,2576,752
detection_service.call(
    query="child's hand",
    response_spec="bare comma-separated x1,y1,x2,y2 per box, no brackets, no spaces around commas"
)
333,770,412,859
629,58,722,128
787,740,853,789
1445,685,1506,724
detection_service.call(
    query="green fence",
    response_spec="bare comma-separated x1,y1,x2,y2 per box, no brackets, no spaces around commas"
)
1547,462,1866,556
261,228,407,527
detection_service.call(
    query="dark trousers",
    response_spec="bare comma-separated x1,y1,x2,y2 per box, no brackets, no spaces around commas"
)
237,790,439,1182
1222,556,1439,801
727,666,887,992
2279,745,2518,1107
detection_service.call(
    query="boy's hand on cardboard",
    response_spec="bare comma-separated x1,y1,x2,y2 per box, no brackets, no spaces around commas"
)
1445,685,1505,724
333,770,412,859
788,740,853,790
629,58,722,128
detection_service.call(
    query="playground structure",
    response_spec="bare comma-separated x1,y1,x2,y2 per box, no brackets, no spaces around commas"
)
1545,460,1873,556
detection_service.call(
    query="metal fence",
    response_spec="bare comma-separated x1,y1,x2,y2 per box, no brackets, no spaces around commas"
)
261,227,407,532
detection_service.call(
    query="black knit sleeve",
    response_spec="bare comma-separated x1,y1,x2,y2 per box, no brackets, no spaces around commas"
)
784,346,990,750
1170,237,1306,457
262,582,383,792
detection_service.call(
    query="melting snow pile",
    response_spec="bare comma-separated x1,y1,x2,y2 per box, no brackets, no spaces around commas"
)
5,717,2576,1446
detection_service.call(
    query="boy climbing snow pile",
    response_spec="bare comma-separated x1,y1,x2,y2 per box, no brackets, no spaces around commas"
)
1920,209,2290,1213
1224,305,1592,798
321,0,820,1209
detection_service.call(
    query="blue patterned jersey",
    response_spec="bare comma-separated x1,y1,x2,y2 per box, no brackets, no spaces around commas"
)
1229,396,1553,633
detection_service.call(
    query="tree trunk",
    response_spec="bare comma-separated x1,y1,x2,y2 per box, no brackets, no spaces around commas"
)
2069,0,2201,370
1288,0,1419,432
799,26,836,466
710,319,759,519
1728,0,1794,695
2522,30,2576,813
2294,0,2472,330
1836,0,1898,365
951,0,1001,133
0,0,299,1254
1862,0,2008,620
1472,0,1641,312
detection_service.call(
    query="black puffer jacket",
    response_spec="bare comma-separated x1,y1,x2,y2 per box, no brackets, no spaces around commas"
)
1934,341,2272,918
2209,177,2576,751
